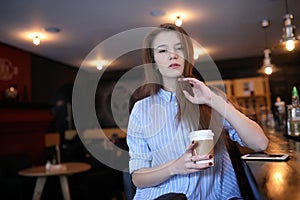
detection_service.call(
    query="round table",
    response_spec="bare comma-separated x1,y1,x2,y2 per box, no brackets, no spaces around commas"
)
19,162,91,200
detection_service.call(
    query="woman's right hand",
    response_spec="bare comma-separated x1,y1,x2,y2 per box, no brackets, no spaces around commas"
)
179,77,213,106
169,141,213,175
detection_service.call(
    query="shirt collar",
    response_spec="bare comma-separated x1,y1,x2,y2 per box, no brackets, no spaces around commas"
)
157,88,177,102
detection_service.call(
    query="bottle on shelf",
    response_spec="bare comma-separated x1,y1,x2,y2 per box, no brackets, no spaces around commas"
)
287,86,300,136
292,86,299,106
274,96,286,130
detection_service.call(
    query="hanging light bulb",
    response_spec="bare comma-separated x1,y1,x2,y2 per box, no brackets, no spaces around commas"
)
285,38,295,51
257,20,277,75
96,60,107,70
262,49,273,75
280,1,299,51
264,66,273,75
33,35,40,45
258,49,277,75
175,16,183,27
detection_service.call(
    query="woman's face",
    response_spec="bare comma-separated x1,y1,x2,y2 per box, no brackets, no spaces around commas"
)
152,31,185,79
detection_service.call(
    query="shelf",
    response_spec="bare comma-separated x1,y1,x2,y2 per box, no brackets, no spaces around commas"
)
206,76,271,122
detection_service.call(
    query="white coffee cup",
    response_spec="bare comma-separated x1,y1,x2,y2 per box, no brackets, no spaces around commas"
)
188,129,214,164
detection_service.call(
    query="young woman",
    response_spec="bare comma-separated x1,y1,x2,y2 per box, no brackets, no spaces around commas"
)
126,23,269,200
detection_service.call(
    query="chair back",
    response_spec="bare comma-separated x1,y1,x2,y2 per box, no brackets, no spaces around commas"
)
45,133,60,147
225,135,257,200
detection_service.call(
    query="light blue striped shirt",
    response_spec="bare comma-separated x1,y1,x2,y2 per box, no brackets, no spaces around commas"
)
127,88,244,200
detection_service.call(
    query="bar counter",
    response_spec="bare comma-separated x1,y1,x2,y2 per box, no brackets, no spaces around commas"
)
242,129,300,200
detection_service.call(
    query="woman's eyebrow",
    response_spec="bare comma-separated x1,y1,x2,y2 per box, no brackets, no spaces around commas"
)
154,44,167,50
154,42,181,49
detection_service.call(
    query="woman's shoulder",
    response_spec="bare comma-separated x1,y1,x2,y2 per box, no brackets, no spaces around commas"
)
131,95,153,112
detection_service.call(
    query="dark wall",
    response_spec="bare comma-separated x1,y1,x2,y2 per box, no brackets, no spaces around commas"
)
31,55,78,105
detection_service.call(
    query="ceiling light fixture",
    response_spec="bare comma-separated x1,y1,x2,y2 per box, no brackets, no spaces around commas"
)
96,63,103,70
280,0,299,51
33,35,41,45
29,33,45,46
258,19,277,76
96,60,107,70
175,16,183,27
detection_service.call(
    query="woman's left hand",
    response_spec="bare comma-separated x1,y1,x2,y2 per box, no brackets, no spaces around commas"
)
179,77,212,105
170,141,214,175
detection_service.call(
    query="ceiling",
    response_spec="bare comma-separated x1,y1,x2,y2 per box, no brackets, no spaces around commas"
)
1,0,300,71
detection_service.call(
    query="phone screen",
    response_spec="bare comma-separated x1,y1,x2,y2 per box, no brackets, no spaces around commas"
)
247,154,284,157
241,153,289,161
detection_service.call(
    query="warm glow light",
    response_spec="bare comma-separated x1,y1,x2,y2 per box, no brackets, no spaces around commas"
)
9,87,15,92
170,13,187,27
96,60,107,70
28,33,45,45
266,165,288,199
194,51,199,60
175,16,183,27
273,171,283,183
96,63,103,70
193,47,205,60
264,66,273,75
33,36,40,45
285,39,295,51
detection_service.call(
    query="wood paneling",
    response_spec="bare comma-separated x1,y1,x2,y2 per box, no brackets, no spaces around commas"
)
0,105,53,164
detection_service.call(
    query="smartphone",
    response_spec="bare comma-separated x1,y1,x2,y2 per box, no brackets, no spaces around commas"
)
241,153,289,161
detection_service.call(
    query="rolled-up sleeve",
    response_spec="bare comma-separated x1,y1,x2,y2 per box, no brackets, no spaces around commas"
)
127,103,152,174
223,120,245,146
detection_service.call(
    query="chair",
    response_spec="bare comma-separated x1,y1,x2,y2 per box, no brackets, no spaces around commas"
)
225,135,257,200
44,133,61,164
45,132,60,147
122,171,136,200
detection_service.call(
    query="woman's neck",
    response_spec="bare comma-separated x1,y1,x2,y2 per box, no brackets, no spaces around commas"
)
162,77,178,92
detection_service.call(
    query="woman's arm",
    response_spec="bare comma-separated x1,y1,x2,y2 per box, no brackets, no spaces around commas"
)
132,142,212,188
180,77,269,152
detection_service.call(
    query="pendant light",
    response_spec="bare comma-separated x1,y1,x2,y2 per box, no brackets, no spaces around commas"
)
259,49,276,75
257,20,277,75
280,0,299,51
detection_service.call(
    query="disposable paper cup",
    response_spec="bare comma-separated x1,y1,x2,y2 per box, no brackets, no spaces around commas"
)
188,129,214,164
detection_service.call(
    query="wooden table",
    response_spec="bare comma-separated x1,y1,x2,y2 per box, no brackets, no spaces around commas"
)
242,130,300,200
18,162,91,200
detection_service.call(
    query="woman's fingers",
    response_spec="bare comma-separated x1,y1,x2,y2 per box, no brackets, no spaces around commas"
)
182,142,214,172
191,154,213,162
185,141,196,152
187,160,213,170
179,77,201,86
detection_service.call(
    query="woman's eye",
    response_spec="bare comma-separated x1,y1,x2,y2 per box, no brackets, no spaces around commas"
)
177,46,183,50
158,49,167,53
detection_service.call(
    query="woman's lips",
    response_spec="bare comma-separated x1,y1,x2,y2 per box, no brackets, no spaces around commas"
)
168,63,181,69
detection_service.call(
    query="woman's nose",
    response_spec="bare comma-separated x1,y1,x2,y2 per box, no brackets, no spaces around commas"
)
169,52,178,60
